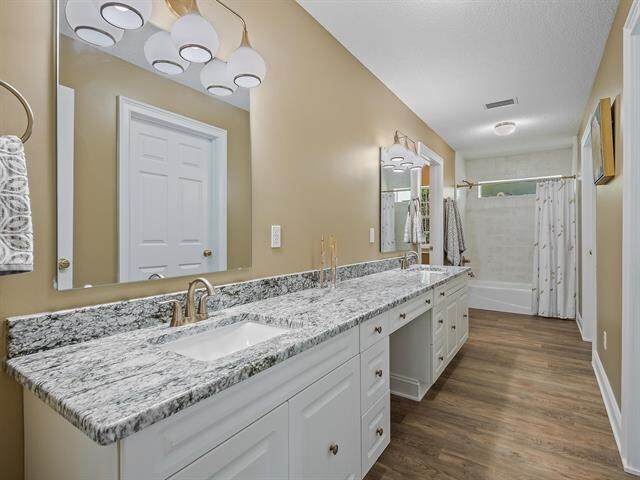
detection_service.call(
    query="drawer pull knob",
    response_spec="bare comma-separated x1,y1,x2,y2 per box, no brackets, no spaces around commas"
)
425,299,431,304
439,355,444,361
438,319,444,324
374,326,383,334
375,369,383,377
376,427,384,436
440,292,446,297
399,313,406,319
452,325,457,330
463,314,468,318
329,444,339,455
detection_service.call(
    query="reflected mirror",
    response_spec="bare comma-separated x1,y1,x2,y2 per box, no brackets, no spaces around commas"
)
55,0,253,290
380,158,429,253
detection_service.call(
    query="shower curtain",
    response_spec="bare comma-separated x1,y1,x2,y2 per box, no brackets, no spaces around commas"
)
381,192,396,251
532,179,576,319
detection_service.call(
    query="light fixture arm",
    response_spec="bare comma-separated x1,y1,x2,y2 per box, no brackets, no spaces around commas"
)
213,0,247,31
394,130,418,154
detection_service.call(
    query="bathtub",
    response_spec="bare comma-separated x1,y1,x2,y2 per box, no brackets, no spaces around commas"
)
468,280,534,315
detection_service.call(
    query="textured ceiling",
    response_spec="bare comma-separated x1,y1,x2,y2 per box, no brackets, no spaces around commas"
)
297,0,618,158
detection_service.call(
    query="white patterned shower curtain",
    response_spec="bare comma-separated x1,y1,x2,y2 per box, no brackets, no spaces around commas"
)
532,179,576,319
381,192,396,252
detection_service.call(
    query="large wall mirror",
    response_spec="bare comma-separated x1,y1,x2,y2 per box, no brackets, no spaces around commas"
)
56,0,255,290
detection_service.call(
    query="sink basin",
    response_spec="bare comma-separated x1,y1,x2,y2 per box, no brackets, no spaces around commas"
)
408,265,446,273
162,321,290,362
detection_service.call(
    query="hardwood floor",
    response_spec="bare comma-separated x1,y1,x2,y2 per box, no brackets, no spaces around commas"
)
366,309,632,480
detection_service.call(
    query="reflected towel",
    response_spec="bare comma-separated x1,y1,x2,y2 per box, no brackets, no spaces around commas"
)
0,136,33,275
444,197,465,266
403,197,423,244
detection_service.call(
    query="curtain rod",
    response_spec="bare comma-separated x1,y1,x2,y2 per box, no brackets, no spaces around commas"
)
455,174,576,190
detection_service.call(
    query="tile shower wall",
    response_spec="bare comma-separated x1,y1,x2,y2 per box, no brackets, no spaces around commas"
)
464,148,573,283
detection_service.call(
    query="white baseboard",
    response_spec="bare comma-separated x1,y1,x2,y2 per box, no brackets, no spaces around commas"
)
592,350,622,455
389,373,428,401
576,312,591,342
625,464,640,476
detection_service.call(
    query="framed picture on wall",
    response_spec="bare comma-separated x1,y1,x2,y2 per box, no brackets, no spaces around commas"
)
591,97,615,185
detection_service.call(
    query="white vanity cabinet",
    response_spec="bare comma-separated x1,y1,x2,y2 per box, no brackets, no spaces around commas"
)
23,274,469,480
168,403,289,480
289,356,361,480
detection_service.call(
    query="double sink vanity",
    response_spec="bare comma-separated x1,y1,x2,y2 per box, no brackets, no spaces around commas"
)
5,259,469,480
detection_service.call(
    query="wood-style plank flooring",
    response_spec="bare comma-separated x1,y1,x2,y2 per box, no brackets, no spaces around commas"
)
365,309,632,480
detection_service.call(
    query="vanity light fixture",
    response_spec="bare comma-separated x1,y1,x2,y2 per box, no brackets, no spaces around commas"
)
384,130,426,173
99,0,152,30
201,59,237,96
144,31,189,75
494,121,517,136
65,0,124,47
228,27,267,88
393,167,407,173
171,12,220,63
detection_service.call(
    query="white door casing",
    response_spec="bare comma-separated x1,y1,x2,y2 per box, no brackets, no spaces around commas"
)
56,85,75,290
580,126,597,343
622,1,640,474
118,97,227,282
417,142,444,265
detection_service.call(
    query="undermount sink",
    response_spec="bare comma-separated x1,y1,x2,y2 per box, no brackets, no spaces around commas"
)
162,321,290,362
408,265,446,273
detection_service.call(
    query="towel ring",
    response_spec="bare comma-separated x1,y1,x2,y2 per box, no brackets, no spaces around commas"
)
0,80,34,143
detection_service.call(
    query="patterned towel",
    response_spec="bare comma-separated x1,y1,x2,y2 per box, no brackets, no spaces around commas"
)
444,197,465,266
0,135,33,275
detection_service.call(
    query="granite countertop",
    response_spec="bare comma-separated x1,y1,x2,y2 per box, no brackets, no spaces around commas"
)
5,265,468,445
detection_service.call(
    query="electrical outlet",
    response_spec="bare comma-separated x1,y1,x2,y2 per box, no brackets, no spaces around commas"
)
271,225,281,248
369,227,375,244
603,330,608,351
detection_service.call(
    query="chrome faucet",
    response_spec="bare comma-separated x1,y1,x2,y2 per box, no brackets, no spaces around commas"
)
161,277,216,327
400,250,420,269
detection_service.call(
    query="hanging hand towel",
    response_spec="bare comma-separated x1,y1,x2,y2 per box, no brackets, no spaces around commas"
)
444,198,465,266
403,197,423,244
0,135,33,275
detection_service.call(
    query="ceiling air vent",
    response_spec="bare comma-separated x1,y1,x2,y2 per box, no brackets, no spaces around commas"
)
484,97,518,110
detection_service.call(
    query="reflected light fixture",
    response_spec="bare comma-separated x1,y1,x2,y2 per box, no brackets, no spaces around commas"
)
201,59,238,96
66,0,124,47
100,0,152,30
171,12,220,63
144,31,189,75
494,121,517,136
228,27,267,88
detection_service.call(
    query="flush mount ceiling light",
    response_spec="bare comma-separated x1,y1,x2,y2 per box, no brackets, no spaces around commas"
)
494,121,517,136
201,59,237,96
100,0,152,30
228,28,267,88
144,31,189,75
66,0,124,47
171,12,219,63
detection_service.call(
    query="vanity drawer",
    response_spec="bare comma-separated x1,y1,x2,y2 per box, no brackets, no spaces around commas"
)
432,336,447,379
359,312,389,352
388,291,433,334
360,337,389,413
361,393,390,477
431,306,446,345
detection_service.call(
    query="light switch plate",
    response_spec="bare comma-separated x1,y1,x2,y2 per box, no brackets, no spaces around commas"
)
369,227,375,244
271,225,281,248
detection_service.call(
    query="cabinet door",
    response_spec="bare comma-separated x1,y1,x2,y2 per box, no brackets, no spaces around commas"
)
289,356,361,480
168,403,288,480
458,291,469,346
446,295,459,359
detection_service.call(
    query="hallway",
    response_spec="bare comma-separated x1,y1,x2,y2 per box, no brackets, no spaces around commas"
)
366,309,631,480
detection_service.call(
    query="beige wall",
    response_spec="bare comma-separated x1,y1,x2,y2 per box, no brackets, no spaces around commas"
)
60,35,252,287
0,1,454,478
577,0,632,407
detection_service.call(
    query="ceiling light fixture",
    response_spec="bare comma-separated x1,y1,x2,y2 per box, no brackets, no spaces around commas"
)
66,0,124,47
201,59,237,96
494,121,517,136
144,31,189,75
100,0,152,30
